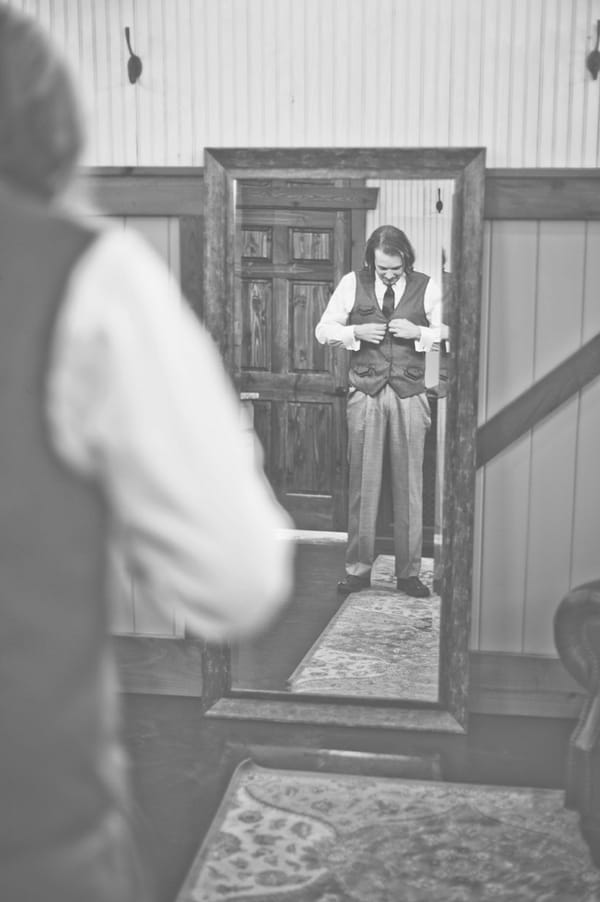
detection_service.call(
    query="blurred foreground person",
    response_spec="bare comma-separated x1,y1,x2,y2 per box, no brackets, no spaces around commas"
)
0,6,292,901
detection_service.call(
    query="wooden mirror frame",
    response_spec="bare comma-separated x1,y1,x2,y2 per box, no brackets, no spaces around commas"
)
204,147,485,732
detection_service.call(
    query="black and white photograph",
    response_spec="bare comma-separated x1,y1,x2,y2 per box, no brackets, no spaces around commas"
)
1,2,600,900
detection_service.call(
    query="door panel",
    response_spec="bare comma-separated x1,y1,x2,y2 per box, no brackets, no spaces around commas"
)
290,282,332,372
241,280,272,369
286,402,333,492
240,208,349,530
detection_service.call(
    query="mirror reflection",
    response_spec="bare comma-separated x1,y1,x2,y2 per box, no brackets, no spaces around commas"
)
231,177,454,703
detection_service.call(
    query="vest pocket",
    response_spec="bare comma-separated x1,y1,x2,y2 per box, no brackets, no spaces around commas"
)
356,305,377,316
352,365,375,377
403,366,425,381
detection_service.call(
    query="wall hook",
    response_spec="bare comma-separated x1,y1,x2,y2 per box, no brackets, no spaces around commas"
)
124,26,142,84
435,188,444,213
586,20,600,80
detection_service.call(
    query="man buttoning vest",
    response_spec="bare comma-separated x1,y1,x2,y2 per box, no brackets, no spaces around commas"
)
316,225,442,598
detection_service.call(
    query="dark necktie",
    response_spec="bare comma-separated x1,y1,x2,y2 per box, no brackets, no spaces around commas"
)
382,283,395,318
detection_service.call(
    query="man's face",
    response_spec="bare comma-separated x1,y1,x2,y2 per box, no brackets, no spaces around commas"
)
374,249,405,285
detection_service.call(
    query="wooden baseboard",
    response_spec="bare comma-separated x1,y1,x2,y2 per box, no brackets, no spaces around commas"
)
114,636,585,719
113,635,205,696
468,651,584,718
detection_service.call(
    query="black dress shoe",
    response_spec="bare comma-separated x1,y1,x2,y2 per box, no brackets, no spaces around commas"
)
396,576,430,598
337,574,370,596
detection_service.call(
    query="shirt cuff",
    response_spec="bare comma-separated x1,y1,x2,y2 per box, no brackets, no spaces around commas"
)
344,325,360,351
415,325,438,352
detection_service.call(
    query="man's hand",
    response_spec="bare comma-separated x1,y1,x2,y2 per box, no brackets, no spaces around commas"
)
353,323,387,344
387,319,421,340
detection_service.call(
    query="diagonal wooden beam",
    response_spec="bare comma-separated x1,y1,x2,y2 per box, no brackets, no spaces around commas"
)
476,331,600,468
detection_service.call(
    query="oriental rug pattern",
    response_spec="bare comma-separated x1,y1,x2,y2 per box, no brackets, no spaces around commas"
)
176,762,600,902
287,557,439,700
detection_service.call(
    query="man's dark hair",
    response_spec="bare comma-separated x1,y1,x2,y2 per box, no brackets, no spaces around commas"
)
364,225,415,275
0,5,84,199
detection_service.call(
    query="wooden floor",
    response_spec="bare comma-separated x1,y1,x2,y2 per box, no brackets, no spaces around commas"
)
232,540,439,697
232,540,347,690
122,693,577,902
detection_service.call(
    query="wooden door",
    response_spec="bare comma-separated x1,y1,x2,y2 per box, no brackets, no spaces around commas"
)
238,208,351,530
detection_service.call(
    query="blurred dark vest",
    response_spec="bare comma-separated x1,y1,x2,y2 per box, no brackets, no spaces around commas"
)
0,185,131,893
348,268,429,397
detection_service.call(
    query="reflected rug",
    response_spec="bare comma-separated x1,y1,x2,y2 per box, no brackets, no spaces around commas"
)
287,557,439,700
176,761,600,902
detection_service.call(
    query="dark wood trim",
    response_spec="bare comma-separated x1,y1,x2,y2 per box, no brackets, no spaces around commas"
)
113,636,204,696
205,147,485,180
113,635,230,709
219,743,442,778
477,331,600,467
114,637,584,719
437,152,486,726
488,168,600,177
485,168,600,219
84,166,600,222
179,216,204,319
205,697,466,733
84,172,205,215
203,153,236,370
351,207,367,270
469,651,584,718
85,167,204,175
203,147,487,731
237,184,379,210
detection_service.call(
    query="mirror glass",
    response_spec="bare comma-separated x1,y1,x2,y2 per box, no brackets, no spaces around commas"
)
231,175,455,703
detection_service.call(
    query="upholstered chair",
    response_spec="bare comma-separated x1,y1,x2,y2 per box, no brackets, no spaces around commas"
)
554,580,600,867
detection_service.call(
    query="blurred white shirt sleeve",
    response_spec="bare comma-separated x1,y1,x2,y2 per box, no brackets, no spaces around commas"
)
46,228,293,641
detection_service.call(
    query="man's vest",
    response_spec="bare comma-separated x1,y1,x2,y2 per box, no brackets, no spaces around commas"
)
0,184,133,896
348,268,430,397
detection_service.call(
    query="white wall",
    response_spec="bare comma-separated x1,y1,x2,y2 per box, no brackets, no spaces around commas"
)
473,219,600,655
9,0,600,167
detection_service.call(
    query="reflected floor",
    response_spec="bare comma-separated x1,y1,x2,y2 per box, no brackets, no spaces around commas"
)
287,557,439,701
232,543,440,701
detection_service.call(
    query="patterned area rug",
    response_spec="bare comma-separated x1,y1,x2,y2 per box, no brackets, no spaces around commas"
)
176,761,600,902
287,557,439,701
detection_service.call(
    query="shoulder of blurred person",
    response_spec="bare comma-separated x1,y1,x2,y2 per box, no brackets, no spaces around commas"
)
0,3,294,640
47,223,295,641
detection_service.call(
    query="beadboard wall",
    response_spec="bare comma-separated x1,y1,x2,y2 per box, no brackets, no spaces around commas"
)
8,0,600,168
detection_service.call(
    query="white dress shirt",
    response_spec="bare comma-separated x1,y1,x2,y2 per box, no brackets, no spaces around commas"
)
315,270,442,351
46,227,293,641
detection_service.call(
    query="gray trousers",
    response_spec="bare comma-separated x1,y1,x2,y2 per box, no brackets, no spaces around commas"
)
345,384,431,579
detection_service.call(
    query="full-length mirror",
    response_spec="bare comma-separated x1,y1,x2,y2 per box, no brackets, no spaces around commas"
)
232,176,453,704
204,149,485,728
